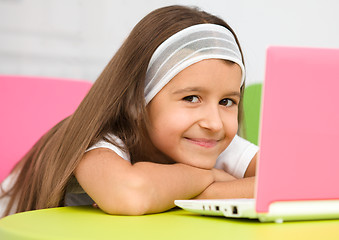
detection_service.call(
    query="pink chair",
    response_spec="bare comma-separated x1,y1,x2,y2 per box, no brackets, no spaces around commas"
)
0,75,92,183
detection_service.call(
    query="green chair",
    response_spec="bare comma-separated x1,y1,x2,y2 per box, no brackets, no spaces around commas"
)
242,83,262,145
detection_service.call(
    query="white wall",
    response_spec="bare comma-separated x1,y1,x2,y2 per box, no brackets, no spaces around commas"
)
0,0,338,84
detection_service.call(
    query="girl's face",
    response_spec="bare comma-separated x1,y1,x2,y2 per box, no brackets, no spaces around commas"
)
146,59,242,169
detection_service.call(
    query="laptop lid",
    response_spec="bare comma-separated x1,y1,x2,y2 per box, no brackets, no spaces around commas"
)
256,46,339,213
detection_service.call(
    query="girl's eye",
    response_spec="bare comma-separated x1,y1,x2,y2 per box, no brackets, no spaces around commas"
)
219,98,234,107
183,95,200,103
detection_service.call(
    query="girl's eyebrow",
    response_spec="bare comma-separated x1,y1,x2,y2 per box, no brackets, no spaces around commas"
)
172,87,241,98
226,91,241,98
172,87,203,95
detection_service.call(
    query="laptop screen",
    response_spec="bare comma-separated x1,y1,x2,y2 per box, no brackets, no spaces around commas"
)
256,46,339,213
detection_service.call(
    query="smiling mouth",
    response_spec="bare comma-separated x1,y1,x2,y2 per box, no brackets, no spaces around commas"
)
184,137,219,148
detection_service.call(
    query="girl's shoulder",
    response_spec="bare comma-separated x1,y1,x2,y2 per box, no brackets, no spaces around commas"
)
86,133,130,162
215,135,259,178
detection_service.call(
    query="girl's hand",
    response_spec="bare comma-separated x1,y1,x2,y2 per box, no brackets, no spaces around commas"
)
211,168,236,182
195,177,255,199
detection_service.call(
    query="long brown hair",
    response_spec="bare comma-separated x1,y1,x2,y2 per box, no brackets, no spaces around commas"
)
1,5,246,216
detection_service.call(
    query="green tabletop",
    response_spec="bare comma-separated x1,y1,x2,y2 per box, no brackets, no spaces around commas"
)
0,206,339,240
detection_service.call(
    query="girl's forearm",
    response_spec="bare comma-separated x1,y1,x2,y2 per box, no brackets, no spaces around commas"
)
194,177,255,199
76,149,215,216
131,162,214,214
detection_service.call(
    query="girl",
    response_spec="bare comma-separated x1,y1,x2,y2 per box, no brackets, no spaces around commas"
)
0,5,258,217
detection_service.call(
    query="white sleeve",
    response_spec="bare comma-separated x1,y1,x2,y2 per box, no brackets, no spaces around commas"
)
86,134,130,162
0,172,19,217
214,135,259,178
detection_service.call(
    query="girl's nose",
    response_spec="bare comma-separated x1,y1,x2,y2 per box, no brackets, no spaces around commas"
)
198,105,223,132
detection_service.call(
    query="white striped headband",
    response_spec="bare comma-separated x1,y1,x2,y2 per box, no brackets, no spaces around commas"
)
144,23,245,104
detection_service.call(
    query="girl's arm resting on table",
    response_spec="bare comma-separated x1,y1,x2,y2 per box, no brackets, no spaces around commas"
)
194,177,255,199
75,148,214,216
195,153,258,199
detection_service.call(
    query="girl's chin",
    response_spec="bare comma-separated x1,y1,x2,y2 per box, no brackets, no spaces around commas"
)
175,159,216,170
